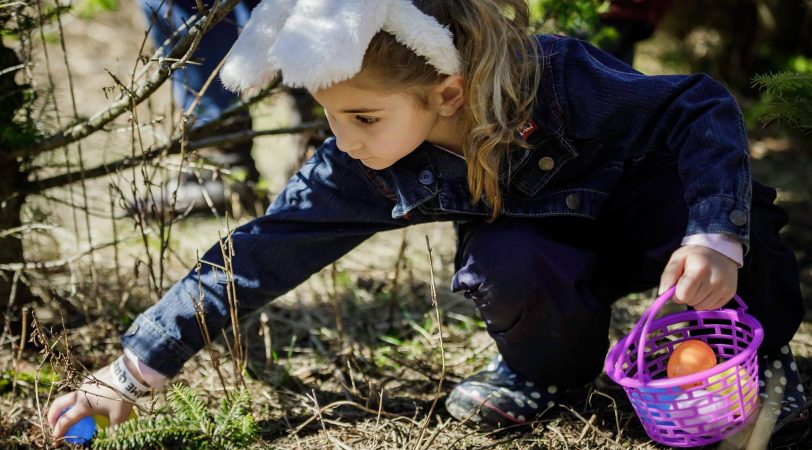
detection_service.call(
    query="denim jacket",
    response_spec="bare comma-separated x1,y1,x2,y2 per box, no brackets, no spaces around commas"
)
122,35,752,378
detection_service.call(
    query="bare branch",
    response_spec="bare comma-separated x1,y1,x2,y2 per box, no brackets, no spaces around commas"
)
19,121,327,196
10,0,243,159
0,231,153,272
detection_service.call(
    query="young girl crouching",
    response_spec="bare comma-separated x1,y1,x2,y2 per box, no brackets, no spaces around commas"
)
48,0,806,439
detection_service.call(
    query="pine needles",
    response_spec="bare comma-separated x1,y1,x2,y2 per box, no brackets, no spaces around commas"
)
92,384,258,450
752,72,812,132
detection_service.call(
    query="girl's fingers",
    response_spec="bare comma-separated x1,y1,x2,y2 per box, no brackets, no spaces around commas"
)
51,398,90,441
47,392,77,428
693,291,720,311
659,256,685,295
692,278,716,307
675,275,702,305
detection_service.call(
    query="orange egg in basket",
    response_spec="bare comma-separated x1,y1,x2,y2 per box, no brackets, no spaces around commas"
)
667,339,717,389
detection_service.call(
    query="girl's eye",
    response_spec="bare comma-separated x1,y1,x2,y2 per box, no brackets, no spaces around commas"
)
355,115,378,125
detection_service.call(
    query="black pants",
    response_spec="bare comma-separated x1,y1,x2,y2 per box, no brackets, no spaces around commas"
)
452,157,804,389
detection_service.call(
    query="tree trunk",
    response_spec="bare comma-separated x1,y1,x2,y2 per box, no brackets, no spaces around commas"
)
1,35,34,327
0,160,32,321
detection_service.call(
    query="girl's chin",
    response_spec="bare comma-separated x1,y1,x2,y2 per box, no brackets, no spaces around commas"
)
360,158,393,170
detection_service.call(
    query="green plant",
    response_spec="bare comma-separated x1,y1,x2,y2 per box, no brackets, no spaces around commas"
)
75,0,120,20
529,0,611,41
0,368,58,394
92,384,258,450
752,72,812,133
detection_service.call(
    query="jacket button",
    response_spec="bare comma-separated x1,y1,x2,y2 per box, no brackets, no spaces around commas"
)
418,170,434,186
729,210,748,226
125,323,139,336
565,193,581,210
538,156,555,171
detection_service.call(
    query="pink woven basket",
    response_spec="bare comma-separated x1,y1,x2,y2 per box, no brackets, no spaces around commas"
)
604,286,764,447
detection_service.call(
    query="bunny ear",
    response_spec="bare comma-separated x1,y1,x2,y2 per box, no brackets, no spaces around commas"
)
268,0,391,91
220,0,298,92
220,0,462,93
383,1,461,76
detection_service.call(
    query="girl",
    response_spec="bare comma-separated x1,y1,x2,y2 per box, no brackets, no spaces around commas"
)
49,0,806,438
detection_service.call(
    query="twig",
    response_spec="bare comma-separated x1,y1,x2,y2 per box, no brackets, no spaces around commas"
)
370,389,385,449
217,223,247,389
260,312,273,372
577,413,598,442
54,0,99,300
108,185,124,298
33,0,82,271
292,399,419,434
20,122,325,196
388,230,408,327
0,231,153,271
589,390,622,445
0,62,28,76
193,252,229,395
329,263,345,347
548,424,570,450
560,404,625,450
308,390,333,448
0,223,58,239
10,0,243,158
414,235,447,450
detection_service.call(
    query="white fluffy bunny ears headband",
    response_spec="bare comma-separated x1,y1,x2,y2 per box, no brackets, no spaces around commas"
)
220,0,462,93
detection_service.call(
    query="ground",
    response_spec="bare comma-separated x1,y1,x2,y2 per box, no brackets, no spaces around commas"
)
1,2,810,449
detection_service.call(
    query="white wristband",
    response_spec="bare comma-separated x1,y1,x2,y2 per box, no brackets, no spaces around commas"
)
110,355,151,401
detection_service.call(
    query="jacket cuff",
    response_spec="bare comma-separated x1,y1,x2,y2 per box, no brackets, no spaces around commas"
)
120,314,196,379
685,196,750,250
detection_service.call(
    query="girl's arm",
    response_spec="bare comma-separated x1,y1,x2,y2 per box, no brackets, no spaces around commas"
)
551,36,752,247
121,137,407,378
549,37,751,307
49,138,409,439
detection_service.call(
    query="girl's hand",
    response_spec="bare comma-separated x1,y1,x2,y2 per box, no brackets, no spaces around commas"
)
47,363,135,443
658,245,738,310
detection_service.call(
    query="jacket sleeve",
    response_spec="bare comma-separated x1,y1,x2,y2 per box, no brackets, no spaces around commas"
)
550,36,752,245
121,138,406,377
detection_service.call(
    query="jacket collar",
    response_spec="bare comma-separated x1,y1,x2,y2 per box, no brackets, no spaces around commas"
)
386,142,440,218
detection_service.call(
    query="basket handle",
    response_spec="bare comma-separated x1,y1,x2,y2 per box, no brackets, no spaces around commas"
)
615,286,748,382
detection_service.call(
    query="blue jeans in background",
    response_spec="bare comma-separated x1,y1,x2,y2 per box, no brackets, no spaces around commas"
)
135,0,263,213
139,0,259,126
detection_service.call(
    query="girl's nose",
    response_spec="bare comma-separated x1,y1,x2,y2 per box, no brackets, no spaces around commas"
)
335,134,362,153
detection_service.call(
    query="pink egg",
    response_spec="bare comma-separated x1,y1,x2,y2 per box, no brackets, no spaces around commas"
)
669,389,729,434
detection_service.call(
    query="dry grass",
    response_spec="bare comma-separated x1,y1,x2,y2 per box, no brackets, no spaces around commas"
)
1,1,811,449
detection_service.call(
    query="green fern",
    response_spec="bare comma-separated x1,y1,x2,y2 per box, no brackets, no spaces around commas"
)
171,382,214,434
92,384,258,450
752,72,812,132
214,390,258,441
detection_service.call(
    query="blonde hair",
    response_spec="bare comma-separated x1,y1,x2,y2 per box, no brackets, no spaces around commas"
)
360,0,541,219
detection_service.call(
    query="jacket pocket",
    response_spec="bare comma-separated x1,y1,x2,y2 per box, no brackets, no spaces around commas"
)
510,137,578,197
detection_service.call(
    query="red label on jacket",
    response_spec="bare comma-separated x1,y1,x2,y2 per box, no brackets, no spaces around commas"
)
517,119,539,140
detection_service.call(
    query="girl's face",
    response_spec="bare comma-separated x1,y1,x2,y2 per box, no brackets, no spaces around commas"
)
312,80,442,170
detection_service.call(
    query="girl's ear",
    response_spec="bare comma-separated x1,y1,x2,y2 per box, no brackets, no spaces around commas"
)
430,74,465,115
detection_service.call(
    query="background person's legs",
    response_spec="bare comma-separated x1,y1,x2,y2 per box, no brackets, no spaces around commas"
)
137,0,261,214
597,0,673,65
